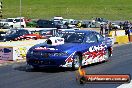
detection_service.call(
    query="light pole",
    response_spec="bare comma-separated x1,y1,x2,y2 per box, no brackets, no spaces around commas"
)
20,0,21,29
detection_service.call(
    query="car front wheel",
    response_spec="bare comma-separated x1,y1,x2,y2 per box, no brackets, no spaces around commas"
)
72,54,82,70
104,49,110,61
32,66,40,70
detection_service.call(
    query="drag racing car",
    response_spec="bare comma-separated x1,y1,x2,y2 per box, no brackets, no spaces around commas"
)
1,29,30,41
26,30,113,70
0,29,42,41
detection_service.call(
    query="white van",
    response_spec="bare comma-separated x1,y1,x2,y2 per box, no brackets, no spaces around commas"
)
53,16,63,21
6,17,26,28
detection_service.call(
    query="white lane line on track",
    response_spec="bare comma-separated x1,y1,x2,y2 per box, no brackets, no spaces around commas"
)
117,80,132,88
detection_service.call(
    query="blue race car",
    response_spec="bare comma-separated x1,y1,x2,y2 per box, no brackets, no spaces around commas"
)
26,30,113,69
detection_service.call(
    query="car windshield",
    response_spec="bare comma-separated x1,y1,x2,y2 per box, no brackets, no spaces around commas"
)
53,21,63,24
61,32,85,43
6,19,14,22
14,19,23,22
37,20,50,24
6,30,16,35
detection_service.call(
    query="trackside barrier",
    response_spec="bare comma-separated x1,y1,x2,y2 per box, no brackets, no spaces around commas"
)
109,30,126,37
0,46,30,61
0,39,46,61
109,30,129,44
130,30,132,41
130,35,132,42
114,35,129,44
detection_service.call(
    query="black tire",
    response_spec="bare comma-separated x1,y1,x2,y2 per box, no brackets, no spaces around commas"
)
72,54,82,70
32,66,39,70
33,37,37,40
10,25,13,28
104,49,110,61
30,25,33,27
21,25,24,28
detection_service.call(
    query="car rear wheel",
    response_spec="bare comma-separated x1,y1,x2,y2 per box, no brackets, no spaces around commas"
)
21,25,24,28
10,25,13,28
72,54,82,70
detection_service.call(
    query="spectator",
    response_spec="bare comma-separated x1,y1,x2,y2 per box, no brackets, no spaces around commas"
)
124,22,131,42
104,23,109,35
126,28,131,42
123,21,129,30
64,22,69,29
119,22,122,29
77,21,82,28
100,24,104,35
108,22,112,33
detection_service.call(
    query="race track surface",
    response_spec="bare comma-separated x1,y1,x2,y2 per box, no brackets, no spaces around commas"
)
0,44,132,88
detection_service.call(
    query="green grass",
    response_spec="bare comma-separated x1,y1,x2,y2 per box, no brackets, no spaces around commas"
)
2,0,132,20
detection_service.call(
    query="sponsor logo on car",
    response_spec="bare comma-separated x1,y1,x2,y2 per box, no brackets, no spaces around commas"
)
35,47,58,50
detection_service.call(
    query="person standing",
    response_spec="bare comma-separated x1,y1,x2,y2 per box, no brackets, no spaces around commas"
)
127,22,131,42
108,22,112,33
77,21,82,28
104,23,109,36
100,24,104,35
125,22,131,42
119,22,122,29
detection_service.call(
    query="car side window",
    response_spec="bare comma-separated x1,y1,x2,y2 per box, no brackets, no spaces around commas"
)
19,30,24,35
86,33,98,43
19,30,26,35
96,33,104,42
24,30,29,34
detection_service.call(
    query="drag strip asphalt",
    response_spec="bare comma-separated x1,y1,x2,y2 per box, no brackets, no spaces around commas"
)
0,43,132,88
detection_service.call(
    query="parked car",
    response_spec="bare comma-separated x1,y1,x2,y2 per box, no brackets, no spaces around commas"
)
39,29,58,38
53,16,63,22
1,29,29,41
53,20,65,29
0,31,6,40
5,17,26,28
111,23,120,29
26,20,37,27
23,33,42,40
26,30,113,70
5,18,15,28
0,22,10,29
29,28,58,39
36,19,56,28
95,18,108,23
0,28,51,41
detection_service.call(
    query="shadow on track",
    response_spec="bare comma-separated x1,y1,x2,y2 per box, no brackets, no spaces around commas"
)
13,60,110,73
13,64,74,73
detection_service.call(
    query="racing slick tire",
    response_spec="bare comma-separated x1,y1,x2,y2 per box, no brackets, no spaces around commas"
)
32,66,40,70
72,54,82,70
104,49,110,61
